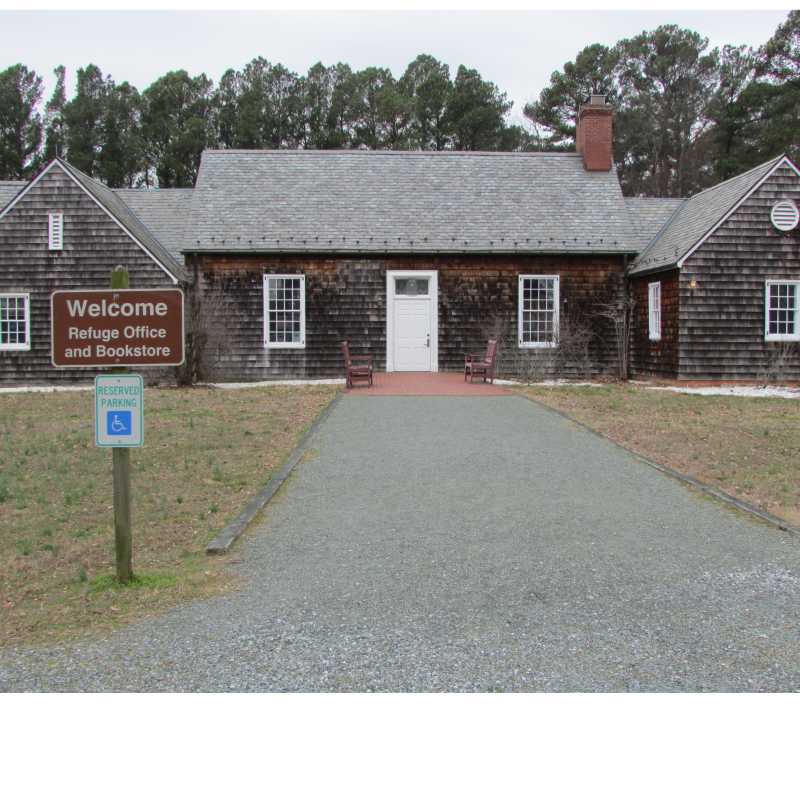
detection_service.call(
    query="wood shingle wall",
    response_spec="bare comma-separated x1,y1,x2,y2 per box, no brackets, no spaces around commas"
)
678,164,800,381
630,269,680,379
199,252,628,380
0,166,176,384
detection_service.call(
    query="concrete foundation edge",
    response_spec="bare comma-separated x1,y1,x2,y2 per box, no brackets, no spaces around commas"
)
204,393,343,555
520,394,800,539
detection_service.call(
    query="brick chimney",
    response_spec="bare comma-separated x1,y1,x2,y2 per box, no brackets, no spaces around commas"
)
576,95,613,171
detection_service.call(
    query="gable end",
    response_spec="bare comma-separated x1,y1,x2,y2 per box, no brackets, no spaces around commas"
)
0,161,180,284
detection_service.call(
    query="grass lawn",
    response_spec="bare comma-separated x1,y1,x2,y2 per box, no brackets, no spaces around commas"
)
518,383,800,529
0,383,339,647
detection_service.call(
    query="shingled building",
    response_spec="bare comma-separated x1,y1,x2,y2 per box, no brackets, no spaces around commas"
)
1,96,799,384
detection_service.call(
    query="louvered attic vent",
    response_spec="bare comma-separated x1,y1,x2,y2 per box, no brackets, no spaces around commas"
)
48,213,64,250
770,201,799,232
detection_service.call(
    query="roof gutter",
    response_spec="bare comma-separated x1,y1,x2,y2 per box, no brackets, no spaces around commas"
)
181,248,639,257
628,261,679,279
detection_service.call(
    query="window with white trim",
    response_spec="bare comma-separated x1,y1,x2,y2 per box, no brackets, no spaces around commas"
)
48,213,63,250
519,275,559,347
263,275,305,348
0,294,30,350
648,282,662,340
765,281,799,341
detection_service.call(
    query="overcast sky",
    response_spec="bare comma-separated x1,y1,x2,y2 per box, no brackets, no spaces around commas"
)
1,7,794,124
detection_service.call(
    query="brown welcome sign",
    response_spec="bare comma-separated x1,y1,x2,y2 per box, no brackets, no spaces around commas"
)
51,288,185,367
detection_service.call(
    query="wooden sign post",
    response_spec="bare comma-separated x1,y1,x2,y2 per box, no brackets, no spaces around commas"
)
51,267,184,585
111,266,132,584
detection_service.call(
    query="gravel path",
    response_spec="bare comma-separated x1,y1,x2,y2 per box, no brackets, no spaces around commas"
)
2,395,799,692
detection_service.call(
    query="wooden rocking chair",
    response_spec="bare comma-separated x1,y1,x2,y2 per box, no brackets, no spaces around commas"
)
341,341,373,388
464,340,498,384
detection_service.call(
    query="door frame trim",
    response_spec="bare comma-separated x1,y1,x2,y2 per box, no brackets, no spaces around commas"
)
386,270,438,372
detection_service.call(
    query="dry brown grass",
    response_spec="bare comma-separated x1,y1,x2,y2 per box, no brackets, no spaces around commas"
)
518,383,800,528
0,384,339,647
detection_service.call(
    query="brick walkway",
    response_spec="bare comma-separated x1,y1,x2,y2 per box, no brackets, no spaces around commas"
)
343,371,514,396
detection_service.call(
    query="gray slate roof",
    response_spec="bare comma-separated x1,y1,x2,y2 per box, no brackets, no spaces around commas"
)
0,181,25,210
182,150,640,255
56,160,187,281
630,156,785,275
624,197,684,251
114,188,194,266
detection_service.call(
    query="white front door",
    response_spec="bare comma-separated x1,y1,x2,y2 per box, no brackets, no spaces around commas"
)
393,298,431,371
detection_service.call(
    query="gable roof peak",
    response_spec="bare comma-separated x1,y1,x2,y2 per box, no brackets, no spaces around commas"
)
0,158,185,283
630,154,799,275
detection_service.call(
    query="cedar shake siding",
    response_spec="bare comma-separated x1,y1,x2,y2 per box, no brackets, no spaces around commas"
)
678,164,800,381
4,148,797,386
0,165,176,384
200,253,627,380
630,269,679,379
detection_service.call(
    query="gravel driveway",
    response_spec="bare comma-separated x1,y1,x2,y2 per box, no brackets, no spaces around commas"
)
2,395,799,692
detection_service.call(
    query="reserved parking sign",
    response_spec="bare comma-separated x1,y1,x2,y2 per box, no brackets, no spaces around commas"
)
95,375,143,447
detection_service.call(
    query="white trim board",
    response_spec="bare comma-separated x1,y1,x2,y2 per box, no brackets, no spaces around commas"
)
0,160,180,285
385,269,438,372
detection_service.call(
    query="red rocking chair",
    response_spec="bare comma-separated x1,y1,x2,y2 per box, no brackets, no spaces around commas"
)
342,341,373,388
464,340,498,384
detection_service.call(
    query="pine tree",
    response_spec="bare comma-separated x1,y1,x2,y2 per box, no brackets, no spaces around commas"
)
523,44,618,150
0,63,43,180
140,70,213,188
64,64,108,177
43,65,67,162
614,25,719,196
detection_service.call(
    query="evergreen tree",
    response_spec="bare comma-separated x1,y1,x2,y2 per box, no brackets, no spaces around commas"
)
614,25,720,196
523,44,618,149
64,64,108,177
754,10,800,164
400,55,453,150
705,45,769,180
140,70,214,188
0,63,43,180
446,65,512,151
218,57,303,150
326,63,361,149
299,62,338,149
99,80,145,188
213,68,239,150
352,66,398,149
374,83,413,149
43,65,67,162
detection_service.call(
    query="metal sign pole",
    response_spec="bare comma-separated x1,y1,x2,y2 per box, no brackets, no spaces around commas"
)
110,265,132,584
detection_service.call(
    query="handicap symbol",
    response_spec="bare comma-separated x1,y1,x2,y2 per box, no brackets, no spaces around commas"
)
107,410,132,437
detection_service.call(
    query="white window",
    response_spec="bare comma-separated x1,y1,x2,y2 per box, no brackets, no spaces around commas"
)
0,294,30,350
48,213,63,250
765,281,800,341
263,274,305,348
519,275,559,348
648,282,662,340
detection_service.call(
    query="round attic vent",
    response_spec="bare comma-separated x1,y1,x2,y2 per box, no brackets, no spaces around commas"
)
771,200,799,232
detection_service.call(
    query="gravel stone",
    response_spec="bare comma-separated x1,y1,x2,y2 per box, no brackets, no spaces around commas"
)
2,395,799,692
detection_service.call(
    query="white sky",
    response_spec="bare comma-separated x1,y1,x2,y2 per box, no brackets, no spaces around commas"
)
0,5,794,124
